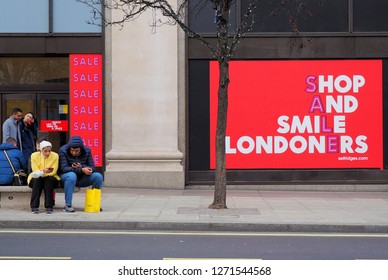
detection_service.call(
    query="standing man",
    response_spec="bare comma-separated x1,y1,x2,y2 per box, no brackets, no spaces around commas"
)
59,135,103,212
0,137,27,185
2,108,22,144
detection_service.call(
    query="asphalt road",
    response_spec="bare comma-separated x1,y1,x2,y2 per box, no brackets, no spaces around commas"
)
1,229,388,260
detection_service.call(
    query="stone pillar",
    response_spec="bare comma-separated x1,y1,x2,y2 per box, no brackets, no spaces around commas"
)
104,8,185,189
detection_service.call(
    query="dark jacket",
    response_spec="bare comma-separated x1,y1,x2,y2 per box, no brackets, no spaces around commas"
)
18,121,35,162
59,136,97,176
0,143,27,185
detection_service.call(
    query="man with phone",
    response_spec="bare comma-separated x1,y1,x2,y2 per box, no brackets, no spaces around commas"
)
59,135,103,212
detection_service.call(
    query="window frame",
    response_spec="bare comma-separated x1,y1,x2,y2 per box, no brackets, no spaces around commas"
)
0,0,102,36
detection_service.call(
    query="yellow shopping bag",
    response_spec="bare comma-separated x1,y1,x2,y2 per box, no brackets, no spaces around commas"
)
84,188,101,213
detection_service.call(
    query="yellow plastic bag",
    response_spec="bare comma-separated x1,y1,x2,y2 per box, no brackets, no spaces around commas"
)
84,188,101,213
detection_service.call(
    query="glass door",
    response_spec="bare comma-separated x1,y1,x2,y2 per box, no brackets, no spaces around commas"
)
1,93,69,152
1,93,36,142
38,94,69,152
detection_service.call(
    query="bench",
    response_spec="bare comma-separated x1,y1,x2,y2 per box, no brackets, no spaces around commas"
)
0,185,80,210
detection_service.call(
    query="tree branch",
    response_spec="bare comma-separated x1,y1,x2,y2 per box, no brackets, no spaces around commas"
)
77,0,220,59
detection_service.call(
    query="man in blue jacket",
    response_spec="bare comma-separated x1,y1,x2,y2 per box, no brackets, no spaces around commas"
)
59,135,103,212
2,108,22,144
0,137,27,185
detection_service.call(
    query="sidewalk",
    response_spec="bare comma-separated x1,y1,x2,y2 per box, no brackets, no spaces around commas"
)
1,188,388,233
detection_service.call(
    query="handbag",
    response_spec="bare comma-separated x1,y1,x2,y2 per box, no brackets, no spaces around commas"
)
3,150,28,186
84,187,101,213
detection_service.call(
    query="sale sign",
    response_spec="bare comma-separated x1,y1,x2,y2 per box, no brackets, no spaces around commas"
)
40,120,69,132
69,54,103,167
210,60,383,169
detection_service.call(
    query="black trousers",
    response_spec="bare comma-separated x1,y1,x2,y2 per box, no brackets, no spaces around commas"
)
29,176,59,209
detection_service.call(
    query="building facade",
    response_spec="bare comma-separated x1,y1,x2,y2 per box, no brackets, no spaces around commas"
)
2,0,388,189
187,0,388,187
0,0,103,154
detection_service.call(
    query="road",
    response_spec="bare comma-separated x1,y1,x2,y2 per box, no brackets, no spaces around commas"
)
1,229,388,260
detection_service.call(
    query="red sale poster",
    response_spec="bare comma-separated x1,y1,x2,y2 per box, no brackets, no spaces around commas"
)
210,60,383,169
69,54,103,167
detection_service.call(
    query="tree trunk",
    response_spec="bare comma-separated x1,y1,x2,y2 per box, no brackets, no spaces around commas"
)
209,2,230,209
209,59,229,209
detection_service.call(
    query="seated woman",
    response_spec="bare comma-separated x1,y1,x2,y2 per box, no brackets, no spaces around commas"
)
28,141,60,214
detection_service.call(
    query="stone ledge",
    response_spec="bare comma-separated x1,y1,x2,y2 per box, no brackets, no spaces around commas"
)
0,186,80,193
0,186,80,210
0,186,31,193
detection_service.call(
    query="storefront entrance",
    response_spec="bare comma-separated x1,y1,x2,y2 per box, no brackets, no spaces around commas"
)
1,93,69,152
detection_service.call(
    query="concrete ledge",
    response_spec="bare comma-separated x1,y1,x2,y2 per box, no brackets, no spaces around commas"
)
0,186,31,193
0,186,80,209
0,185,81,193
0,192,31,209
105,149,185,189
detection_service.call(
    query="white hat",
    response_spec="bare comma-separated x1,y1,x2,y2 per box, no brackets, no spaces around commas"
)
40,140,52,150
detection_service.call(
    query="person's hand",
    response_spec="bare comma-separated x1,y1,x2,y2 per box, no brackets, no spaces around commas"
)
72,162,82,169
82,167,93,175
43,168,53,173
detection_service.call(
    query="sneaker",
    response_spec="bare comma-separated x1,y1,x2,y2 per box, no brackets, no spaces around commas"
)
31,208,39,214
63,205,75,213
46,208,53,214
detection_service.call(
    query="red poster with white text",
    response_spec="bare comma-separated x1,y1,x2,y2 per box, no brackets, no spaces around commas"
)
210,60,383,169
69,54,103,167
40,120,69,132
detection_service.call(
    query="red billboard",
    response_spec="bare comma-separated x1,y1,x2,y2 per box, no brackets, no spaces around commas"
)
210,60,383,169
69,54,103,167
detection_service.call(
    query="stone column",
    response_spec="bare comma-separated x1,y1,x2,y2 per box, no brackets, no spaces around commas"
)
104,7,185,189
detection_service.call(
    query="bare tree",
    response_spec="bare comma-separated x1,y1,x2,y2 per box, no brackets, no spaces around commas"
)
78,0,314,209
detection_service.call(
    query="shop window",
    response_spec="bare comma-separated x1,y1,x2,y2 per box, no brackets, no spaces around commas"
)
0,0,49,33
53,0,102,33
243,0,348,33
188,0,237,34
354,0,388,32
188,0,349,35
0,0,101,34
0,57,69,85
